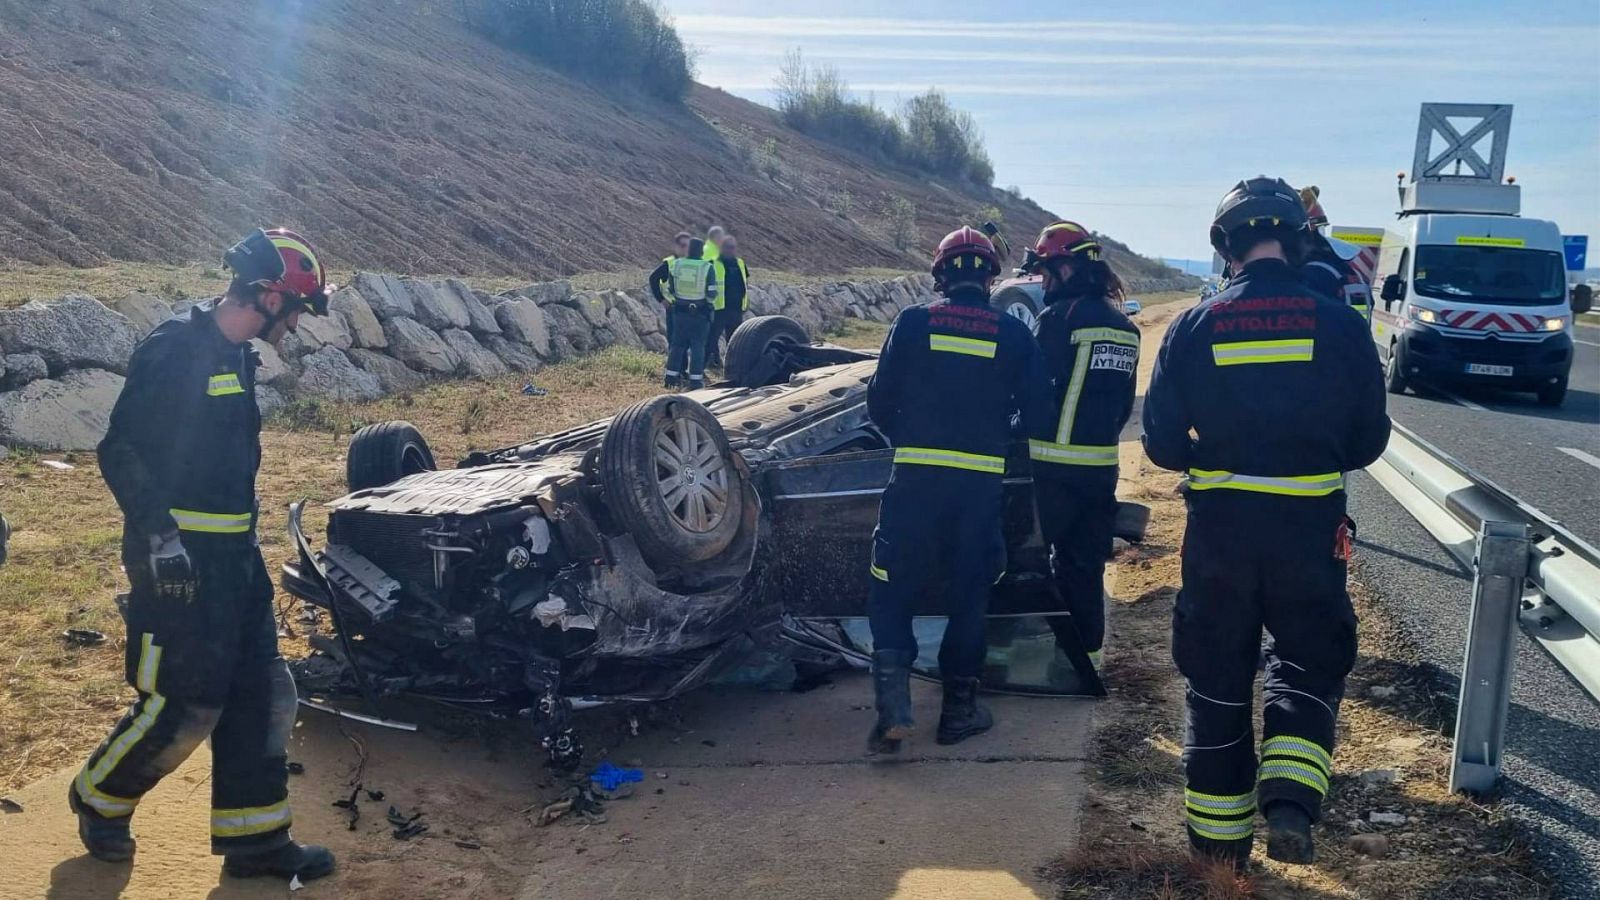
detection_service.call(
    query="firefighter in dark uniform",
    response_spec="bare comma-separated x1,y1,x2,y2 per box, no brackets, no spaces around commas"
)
1297,186,1373,318
864,227,1051,752
1020,222,1139,675
1143,178,1390,867
71,229,335,882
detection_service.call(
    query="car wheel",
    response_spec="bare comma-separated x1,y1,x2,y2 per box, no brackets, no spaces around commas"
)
725,315,811,387
346,421,437,492
1536,378,1568,407
601,394,747,568
1113,501,1150,543
994,286,1042,333
1384,345,1409,395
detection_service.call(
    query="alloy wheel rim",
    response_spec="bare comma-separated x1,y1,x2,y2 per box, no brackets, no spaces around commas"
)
653,415,729,533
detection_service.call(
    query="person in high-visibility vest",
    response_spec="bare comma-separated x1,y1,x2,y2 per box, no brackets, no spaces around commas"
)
662,238,719,389
72,229,337,882
705,235,750,369
648,231,693,347
864,227,1051,753
1143,177,1390,869
701,225,725,260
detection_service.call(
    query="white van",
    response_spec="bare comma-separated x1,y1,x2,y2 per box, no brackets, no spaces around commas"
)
1370,187,1575,407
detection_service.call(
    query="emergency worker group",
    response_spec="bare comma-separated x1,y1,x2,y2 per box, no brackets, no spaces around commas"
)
69,176,1383,882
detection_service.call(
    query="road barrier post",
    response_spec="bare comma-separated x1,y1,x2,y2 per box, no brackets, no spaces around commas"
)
1450,520,1531,794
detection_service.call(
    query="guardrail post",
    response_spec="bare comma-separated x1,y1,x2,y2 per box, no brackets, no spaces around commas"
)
1450,520,1531,794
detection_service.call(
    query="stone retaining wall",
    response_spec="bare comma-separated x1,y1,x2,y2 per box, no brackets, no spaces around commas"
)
0,273,940,451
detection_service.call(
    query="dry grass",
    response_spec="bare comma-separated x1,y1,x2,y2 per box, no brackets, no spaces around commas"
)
1044,844,1256,899
0,346,670,792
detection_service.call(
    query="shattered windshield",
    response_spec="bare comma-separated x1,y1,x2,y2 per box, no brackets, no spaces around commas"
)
1413,244,1565,305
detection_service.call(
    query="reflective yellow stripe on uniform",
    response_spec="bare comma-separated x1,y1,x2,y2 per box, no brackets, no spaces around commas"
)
1262,735,1333,771
892,447,1005,474
75,634,166,817
929,334,997,358
1028,439,1119,466
1212,338,1315,366
870,564,889,582
1186,470,1344,497
1053,327,1139,448
169,508,253,534
1258,760,1330,795
207,373,244,396
1184,788,1255,841
211,800,293,838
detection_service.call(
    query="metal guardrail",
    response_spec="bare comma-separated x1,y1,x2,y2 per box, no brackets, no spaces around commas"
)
1367,423,1600,790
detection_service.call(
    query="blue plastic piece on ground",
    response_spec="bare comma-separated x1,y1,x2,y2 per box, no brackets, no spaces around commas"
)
589,761,644,791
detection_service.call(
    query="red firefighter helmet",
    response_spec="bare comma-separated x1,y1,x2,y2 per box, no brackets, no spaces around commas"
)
1025,221,1102,273
223,227,331,315
931,226,1000,289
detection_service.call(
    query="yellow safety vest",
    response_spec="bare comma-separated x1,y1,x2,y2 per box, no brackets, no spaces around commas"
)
711,256,749,311
701,240,719,261
657,256,675,305
670,256,716,303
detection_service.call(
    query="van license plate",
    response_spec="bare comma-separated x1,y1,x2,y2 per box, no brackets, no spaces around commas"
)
1465,363,1513,377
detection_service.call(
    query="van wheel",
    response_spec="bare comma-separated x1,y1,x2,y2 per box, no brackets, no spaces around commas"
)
347,421,436,492
601,394,748,569
994,286,1042,333
1536,378,1567,407
1384,346,1409,395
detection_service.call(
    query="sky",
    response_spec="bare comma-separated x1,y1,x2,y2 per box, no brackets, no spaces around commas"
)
665,0,1600,262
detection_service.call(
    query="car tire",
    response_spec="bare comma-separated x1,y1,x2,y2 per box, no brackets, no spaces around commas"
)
1113,501,1150,543
994,286,1043,333
601,394,747,568
725,315,811,387
1536,378,1568,407
346,421,437,492
1384,345,1409,395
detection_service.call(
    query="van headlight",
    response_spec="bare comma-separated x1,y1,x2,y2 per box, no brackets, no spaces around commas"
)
1541,316,1567,332
1409,307,1440,324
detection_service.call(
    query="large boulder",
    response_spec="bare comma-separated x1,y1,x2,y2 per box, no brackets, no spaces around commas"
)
571,291,611,328
295,307,353,351
249,340,293,386
110,292,172,338
405,279,471,331
611,291,661,337
483,335,543,373
350,272,415,321
348,349,427,394
255,384,287,418
0,295,139,375
1,352,47,390
450,281,502,336
605,307,642,349
440,329,509,378
383,318,460,374
641,332,668,354
331,289,386,349
492,299,551,357
0,369,125,450
294,347,383,402
507,280,573,307
543,304,593,354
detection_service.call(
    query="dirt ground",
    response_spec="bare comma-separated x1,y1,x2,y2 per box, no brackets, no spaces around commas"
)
0,296,1545,898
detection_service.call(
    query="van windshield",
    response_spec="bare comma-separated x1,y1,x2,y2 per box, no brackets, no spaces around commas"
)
1413,245,1565,306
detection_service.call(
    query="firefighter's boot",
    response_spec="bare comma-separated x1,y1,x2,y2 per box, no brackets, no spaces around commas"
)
936,676,993,745
68,783,136,863
1265,802,1315,864
868,649,914,754
224,839,336,881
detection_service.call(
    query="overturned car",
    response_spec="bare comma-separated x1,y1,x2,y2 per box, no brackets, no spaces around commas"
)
284,316,1138,765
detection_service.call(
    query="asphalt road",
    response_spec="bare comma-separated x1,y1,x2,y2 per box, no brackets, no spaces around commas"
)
1348,320,1600,898
1383,321,1600,546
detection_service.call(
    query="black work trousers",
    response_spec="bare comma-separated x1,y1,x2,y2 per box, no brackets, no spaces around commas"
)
1035,468,1118,657
705,307,743,368
868,464,1007,680
1172,490,1357,862
74,534,297,855
666,303,713,386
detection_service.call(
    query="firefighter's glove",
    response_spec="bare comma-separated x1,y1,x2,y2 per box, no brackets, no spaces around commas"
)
148,532,196,603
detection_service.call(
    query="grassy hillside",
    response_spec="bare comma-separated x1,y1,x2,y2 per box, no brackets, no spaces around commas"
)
0,1,1181,284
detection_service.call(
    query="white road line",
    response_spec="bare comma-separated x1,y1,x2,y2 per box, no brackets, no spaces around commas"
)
1439,389,1490,412
1557,446,1600,471
1575,338,1600,348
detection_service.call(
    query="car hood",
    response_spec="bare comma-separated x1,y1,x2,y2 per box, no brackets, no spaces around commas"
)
329,455,585,517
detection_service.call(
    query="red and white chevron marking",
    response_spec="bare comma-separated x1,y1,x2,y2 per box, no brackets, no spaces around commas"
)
1350,248,1379,284
1440,309,1543,332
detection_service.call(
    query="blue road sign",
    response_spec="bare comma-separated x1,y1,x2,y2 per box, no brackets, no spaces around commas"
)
1563,235,1588,271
